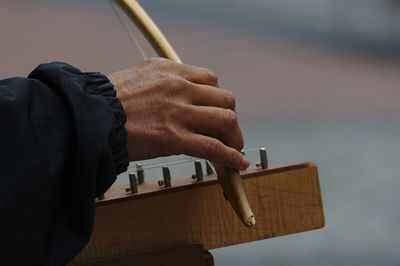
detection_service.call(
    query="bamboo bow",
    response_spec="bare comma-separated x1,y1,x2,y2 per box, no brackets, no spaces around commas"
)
110,0,255,226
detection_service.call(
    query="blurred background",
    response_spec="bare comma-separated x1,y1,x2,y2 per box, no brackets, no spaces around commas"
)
1,0,399,265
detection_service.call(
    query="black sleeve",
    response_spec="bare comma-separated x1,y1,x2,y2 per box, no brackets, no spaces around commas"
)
0,62,129,265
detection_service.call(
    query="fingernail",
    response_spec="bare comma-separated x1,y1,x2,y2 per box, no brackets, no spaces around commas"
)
241,156,250,169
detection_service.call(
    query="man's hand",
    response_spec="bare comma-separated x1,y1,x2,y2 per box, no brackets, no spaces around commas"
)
108,58,250,170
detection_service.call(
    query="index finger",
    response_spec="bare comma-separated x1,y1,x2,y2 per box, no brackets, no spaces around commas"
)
181,133,250,170
166,60,219,87
180,80,236,110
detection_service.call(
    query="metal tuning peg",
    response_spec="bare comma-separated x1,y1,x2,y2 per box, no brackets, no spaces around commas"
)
136,163,145,184
128,172,138,194
260,147,268,169
162,166,171,187
193,160,204,182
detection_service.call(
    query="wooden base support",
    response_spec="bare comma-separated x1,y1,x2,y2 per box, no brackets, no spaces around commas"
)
71,244,213,266
72,162,324,264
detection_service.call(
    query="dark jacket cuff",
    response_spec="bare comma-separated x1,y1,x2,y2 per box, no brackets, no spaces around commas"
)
83,72,129,175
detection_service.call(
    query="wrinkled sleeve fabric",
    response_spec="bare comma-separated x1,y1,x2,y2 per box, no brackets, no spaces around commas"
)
0,62,129,265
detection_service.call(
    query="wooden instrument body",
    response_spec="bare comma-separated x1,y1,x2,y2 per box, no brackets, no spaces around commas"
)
71,162,324,264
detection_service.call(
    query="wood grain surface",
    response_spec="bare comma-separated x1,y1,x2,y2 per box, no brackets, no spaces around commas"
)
71,243,211,266
72,162,324,263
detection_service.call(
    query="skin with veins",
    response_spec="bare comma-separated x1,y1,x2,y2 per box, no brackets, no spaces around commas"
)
108,58,250,170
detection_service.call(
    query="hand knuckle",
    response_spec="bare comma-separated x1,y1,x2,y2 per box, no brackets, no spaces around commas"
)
144,58,157,66
230,149,241,166
223,90,236,110
147,57,167,65
155,124,175,139
169,75,181,88
170,102,188,119
158,74,182,91
203,68,218,84
223,109,238,130
205,138,219,156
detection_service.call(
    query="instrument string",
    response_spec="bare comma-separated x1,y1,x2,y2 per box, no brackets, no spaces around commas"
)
126,147,262,171
109,0,148,61
127,157,197,171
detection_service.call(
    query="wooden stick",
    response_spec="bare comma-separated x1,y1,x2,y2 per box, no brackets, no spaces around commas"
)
111,0,256,226
213,163,256,226
113,0,182,62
